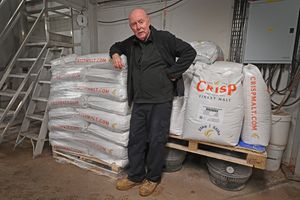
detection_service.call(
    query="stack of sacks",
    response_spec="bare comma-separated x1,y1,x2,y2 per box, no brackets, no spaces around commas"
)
48,53,130,168
170,41,224,136
183,61,244,146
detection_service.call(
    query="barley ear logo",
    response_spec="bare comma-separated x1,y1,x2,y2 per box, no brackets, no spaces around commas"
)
203,129,214,138
251,132,259,139
112,89,117,95
112,123,118,129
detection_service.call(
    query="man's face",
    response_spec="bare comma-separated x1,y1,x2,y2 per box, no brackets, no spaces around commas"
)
129,9,150,41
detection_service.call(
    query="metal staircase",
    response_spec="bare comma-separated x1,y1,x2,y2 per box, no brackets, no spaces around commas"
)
14,47,68,158
0,0,74,143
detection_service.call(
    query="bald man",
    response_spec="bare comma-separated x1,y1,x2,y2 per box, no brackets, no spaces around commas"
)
110,8,196,196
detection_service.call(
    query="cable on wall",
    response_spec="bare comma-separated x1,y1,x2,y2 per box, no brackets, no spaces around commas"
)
97,0,183,24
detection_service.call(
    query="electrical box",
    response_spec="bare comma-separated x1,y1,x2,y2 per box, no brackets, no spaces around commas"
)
243,0,300,64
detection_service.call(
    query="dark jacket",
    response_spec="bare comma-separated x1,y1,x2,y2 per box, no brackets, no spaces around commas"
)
109,26,196,106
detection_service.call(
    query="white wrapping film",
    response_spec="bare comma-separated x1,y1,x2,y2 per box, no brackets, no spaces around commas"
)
87,96,131,116
87,124,129,147
241,64,271,146
183,61,244,146
51,82,127,102
86,68,127,85
48,91,87,109
77,108,130,132
49,131,128,167
48,118,88,132
49,107,79,119
190,41,224,64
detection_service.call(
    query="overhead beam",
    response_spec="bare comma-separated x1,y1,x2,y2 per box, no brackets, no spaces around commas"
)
54,0,87,11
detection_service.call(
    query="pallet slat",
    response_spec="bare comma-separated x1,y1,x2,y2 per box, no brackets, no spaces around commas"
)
52,146,125,178
167,135,266,169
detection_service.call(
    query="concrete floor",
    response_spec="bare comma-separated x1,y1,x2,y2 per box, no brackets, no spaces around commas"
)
1,140,300,200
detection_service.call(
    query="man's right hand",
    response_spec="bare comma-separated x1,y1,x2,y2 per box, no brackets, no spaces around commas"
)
112,54,125,69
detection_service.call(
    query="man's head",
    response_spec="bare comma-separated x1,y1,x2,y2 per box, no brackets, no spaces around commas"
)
128,8,151,41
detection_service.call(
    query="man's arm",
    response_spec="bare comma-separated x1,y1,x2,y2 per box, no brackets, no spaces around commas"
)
165,36,196,79
109,40,129,69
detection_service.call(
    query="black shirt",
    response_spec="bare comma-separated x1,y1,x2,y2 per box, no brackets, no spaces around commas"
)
132,33,174,103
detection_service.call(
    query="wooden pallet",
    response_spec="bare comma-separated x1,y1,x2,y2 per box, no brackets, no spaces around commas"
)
52,146,125,179
166,134,267,169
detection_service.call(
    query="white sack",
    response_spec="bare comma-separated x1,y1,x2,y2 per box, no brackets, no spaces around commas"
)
87,124,129,147
87,96,131,116
51,66,87,82
183,61,244,146
77,108,130,132
241,64,271,146
48,92,86,108
49,107,79,119
190,41,224,64
51,53,127,69
51,82,127,102
170,97,186,136
48,118,88,132
86,68,127,85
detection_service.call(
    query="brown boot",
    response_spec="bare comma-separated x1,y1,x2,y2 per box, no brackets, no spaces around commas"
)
139,180,159,197
116,178,142,191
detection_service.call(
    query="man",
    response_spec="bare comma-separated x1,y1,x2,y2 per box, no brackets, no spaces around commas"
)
109,8,196,196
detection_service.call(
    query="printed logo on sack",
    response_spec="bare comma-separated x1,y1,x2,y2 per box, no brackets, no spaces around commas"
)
75,57,110,63
196,80,237,96
80,114,109,127
203,129,214,137
79,86,110,94
250,76,258,131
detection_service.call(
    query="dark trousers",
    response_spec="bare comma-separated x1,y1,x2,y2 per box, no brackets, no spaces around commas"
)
127,101,172,182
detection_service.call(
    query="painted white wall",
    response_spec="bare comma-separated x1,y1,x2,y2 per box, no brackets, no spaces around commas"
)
97,0,234,59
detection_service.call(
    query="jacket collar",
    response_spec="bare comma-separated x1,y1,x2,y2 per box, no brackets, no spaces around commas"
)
133,25,156,43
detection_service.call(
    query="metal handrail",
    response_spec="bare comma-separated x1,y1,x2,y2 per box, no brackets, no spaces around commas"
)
0,0,25,43
0,7,46,90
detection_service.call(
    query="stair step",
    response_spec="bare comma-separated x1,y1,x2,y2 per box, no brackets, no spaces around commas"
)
19,131,39,141
32,97,48,102
38,80,51,84
20,130,49,142
17,58,37,62
26,42,47,47
0,89,26,97
26,114,44,121
0,108,15,117
44,63,52,67
8,73,38,78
